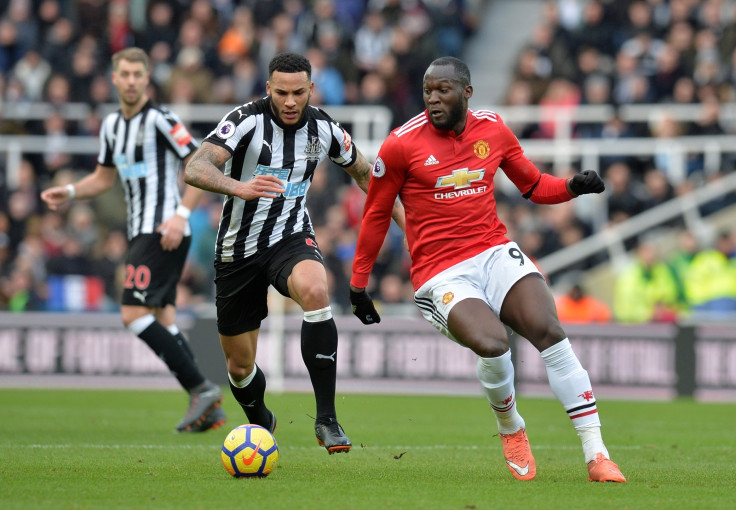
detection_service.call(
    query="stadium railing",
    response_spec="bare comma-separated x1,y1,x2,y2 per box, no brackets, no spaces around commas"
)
3,102,735,281
0,102,392,178
0,103,736,296
536,170,736,279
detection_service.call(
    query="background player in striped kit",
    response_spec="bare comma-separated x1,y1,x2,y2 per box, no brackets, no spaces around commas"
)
184,52,404,453
41,47,225,433
350,57,625,482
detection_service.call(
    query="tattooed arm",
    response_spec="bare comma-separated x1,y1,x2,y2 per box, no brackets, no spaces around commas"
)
184,141,284,200
343,148,373,194
343,148,406,233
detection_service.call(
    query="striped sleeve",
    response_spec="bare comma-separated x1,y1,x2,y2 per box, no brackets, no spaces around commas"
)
204,104,258,154
97,114,116,167
154,107,198,159
327,120,357,167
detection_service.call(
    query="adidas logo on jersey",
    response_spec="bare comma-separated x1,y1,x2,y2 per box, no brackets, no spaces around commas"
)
424,155,439,166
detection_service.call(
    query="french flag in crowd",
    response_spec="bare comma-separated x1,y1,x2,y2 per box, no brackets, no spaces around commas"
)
46,275,106,312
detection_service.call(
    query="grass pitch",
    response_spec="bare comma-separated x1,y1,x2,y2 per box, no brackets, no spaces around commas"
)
0,387,733,509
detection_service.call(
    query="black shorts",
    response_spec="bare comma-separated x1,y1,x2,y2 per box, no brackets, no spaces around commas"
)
214,233,324,336
121,233,191,308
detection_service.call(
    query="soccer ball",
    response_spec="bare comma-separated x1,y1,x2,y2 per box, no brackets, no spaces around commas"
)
221,424,279,478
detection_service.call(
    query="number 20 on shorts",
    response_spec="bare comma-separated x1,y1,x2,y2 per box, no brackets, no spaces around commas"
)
124,264,151,289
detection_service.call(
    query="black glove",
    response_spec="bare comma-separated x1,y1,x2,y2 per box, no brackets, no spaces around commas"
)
350,288,381,325
569,170,605,195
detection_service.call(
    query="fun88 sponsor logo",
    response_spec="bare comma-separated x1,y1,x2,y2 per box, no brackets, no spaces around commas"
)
254,165,309,198
114,155,148,180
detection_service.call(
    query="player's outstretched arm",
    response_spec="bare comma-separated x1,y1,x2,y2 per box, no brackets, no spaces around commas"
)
343,148,406,233
40,165,117,210
184,142,284,200
501,122,603,203
178,152,207,212
343,148,373,193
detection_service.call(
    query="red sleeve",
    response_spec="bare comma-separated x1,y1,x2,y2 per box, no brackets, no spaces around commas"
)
351,134,406,288
498,122,574,205
525,173,574,204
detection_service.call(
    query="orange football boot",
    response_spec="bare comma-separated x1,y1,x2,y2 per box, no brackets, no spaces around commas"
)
587,453,627,482
499,429,536,481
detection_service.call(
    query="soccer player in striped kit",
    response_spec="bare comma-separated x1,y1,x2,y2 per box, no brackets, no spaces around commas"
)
350,57,625,482
41,47,226,433
184,52,404,453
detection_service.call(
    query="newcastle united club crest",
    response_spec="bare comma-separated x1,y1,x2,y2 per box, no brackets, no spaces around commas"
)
304,136,322,161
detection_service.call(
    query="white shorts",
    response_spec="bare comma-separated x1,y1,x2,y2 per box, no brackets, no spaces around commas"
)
413,242,542,343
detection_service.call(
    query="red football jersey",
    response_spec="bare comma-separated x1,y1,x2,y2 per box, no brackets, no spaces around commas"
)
352,109,574,291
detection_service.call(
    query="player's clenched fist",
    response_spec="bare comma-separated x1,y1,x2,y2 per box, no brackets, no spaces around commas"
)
350,288,381,325
568,170,605,195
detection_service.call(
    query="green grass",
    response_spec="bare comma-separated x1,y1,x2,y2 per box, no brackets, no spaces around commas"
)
0,388,733,509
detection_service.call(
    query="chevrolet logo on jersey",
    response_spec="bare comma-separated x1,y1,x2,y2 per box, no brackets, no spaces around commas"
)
435,169,485,189
434,168,487,200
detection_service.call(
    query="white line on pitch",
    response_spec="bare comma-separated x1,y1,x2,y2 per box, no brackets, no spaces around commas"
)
2,443,656,451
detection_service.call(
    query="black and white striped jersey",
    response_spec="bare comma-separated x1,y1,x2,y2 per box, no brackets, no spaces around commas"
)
203,97,357,262
97,100,198,240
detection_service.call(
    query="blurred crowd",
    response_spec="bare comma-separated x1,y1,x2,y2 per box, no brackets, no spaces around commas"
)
503,0,736,221
611,227,736,322
0,0,480,314
555,227,736,323
503,0,736,321
2,0,736,323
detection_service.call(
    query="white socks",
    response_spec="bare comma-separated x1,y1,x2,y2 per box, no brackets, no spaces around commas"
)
303,306,332,322
476,350,526,434
229,365,258,388
541,339,609,463
576,425,610,464
127,314,155,335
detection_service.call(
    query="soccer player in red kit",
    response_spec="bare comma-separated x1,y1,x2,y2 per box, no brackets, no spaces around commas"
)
349,57,625,482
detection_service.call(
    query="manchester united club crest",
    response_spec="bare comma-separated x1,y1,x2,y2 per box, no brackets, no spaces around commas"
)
578,390,594,401
304,136,322,161
473,139,490,159
442,292,455,305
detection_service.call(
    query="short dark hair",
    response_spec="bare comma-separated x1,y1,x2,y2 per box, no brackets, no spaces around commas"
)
269,52,311,79
429,56,471,88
